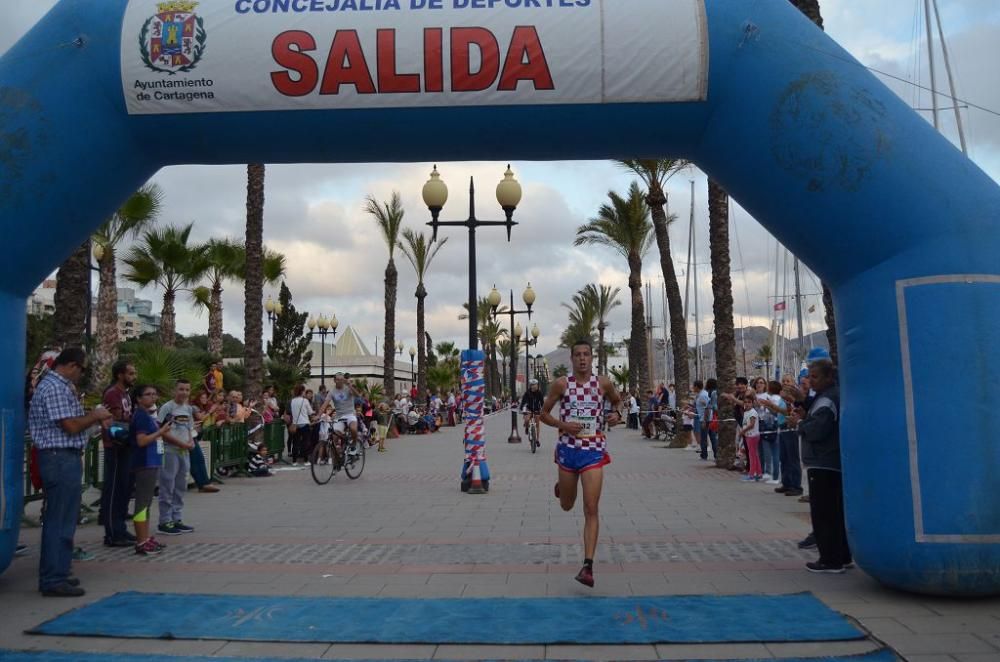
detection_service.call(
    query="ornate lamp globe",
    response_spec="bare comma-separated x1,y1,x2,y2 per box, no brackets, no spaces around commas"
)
487,286,502,309
330,314,339,331
265,296,275,314
422,165,449,211
522,283,536,307
409,346,416,358
307,317,317,331
496,164,522,210
514,322,523,340
92,242,106,262
531,323,540,340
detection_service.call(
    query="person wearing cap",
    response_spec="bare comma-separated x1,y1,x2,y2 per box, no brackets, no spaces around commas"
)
520,378,544,444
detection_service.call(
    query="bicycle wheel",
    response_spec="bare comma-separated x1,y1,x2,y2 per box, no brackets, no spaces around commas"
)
310,440,336,485
343,438,366,479
529,424,537,454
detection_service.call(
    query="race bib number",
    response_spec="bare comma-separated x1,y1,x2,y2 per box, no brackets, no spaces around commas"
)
571,415,597,439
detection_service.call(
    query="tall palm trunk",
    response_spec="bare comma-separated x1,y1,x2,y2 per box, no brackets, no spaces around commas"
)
627,252,649,395
94,250,119,387
597,322,607,376
415,283,427,402
383,259,397,397
787,0,837,364
208,282,224,357
54,241,90,350
708,180,738,469
645,185,691,446
243,163,265,402
160,289,177,349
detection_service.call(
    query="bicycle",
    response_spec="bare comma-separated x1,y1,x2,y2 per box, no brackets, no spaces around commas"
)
523,410,540,454
310,417,366,485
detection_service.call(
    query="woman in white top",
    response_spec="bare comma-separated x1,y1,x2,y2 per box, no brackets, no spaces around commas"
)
288,384,315,466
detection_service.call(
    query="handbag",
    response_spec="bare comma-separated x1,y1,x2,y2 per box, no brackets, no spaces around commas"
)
708,410,719,433
287,399,305,434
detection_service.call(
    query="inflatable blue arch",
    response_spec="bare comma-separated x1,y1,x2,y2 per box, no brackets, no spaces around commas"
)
1,0,998,596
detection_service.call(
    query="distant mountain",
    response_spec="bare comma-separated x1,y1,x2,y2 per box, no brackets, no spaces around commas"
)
538,325,830,386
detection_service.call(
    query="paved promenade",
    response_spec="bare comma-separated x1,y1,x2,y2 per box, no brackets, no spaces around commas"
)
2,413,999,660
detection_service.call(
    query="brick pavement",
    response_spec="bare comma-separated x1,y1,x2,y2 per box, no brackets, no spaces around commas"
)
2,412,999,659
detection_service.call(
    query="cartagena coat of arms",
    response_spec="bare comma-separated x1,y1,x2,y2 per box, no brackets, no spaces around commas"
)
139,1,207,74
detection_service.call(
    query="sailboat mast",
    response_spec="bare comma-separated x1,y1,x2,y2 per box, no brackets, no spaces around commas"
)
931,0,968,154
794,257,805,359
923,0,941,131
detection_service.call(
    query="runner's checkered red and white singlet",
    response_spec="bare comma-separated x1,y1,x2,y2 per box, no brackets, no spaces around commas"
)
559,374,606,451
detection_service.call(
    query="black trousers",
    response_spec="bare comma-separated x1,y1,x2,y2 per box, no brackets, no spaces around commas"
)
99,444,132,543
807,468,852,566
291,424,311,462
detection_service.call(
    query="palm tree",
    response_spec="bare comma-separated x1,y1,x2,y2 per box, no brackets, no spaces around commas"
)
122,224,207,348
53,242,90,350
497,338,512,395
787,0,837,365
365,192,405,398
585,283,622,376
192,243,286,358
243,163,266,402
708,180,738,468
608,365,631,393
399,229,447,404
757,343,773,379
91,184,163,386
618,159,691,409
574,182,653,394
560,288,597,349
191,239,242,358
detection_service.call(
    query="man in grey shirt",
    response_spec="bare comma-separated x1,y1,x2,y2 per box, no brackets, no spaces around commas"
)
326,373,361,444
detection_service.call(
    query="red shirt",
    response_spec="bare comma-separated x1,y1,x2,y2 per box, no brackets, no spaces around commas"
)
102,384,133,449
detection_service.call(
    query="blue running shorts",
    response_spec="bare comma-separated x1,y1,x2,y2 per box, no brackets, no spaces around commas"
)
554,444,612,474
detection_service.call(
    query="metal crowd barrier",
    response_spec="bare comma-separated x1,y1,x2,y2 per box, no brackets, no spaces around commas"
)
23,421,287,510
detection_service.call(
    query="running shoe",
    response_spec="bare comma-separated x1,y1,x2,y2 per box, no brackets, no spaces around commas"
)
134,539,163,556
173,521,195,533
157,522,181,536
798,532,817,550
71,547,94,561
150,537,167,552
574,565,594,587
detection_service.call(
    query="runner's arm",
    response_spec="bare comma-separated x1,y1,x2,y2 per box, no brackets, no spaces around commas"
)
540,378,580,435
597,376,624,426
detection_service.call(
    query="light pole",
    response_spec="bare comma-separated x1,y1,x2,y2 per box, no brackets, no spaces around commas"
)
408,346,416,392
307,313,339,388
264,295,283,342
489,284,536,444
424,165,522,494
523,323,540,391
422,165,522,350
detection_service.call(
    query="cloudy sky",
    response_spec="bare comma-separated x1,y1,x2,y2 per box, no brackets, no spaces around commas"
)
5,1,999,358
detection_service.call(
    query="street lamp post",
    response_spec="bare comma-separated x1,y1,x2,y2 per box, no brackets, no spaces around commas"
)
422,165,523,350
489,284,536,444
523,323,540,391
264,296,283,340
86,239,104,354
307,313,339,388
408,346,416,392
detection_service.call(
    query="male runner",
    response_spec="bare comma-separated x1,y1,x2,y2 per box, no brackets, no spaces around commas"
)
540,339,622,587
520,378,544,444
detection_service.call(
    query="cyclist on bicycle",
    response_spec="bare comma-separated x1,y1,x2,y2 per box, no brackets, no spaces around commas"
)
520,379,544,445
325,373,362,445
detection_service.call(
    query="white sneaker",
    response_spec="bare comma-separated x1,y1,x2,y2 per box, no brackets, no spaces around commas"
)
762,473,771,481
766,479,780,485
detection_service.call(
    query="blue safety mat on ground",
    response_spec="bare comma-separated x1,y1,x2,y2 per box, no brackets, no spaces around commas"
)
27,591,865,644
0,649,899,662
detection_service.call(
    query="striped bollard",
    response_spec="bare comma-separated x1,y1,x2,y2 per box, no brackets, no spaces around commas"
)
459,350,489,493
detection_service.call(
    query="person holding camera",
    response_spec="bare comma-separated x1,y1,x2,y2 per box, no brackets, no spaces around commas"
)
28,348,113,597
100,360,137,548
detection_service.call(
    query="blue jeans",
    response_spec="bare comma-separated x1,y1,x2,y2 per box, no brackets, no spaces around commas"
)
779,429,802,489
189,442,210,487
37,448,82,591
700,424,718,460
761,432,780,479
100,443,132,542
